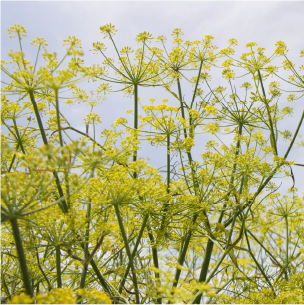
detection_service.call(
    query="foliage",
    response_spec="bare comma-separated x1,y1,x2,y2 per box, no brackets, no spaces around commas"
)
1,24,304,304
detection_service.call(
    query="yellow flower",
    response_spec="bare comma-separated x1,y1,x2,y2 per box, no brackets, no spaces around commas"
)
113,117,128,127
7,24,27,38
9,294,33,304
84,112,102,124
136,31,154,43
100,23,117,38
219,47,235,55
204,105,218,114
171,28,184,38
222,68,235,79
204,123,219,134
228,38,238,46
245,42,258,48
92,41,107,52
275,40,288,55
206,292,217,297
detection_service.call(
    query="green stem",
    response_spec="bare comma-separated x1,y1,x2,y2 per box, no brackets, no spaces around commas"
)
159,134,171,231
245,230,275,294
167,134,170,191
285,216,289,280
79,201,92,290
284,108,304,159
257,70,278,155
190,61,203,109
177,79,188,139
196,238,214,280
171,214,198,291
170,184,210,292
28,90,68,213
55,89,63,147
194,211,240,303
148,229,161,304
36,251,52,291
55,246,62,288
193,123,243,304
118,213,149,294
8,144,19,172
58,126,106,151
89,259,111,294
77,201,91,305
13,119,26,155
114,204,140,304
133,84,138,165
2,274,10,297
28,90,48,145
176,77,199,195
207,253,226,283
246,230,282,268
55,89,71,211
10,218,32,297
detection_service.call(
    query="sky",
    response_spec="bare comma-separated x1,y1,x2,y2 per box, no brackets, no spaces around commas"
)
1,1,304,194
2,1,304,52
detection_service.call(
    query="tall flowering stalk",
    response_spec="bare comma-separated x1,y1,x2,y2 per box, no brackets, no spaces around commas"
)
91,24,165,165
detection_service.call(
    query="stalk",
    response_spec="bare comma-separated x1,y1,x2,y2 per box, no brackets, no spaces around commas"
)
55,89,71,210
77,199,91,304
28,90,48,145
159,134,171,231
13,119,26,155
170,198,202,290
55,89,63,147
171,216,197,289
114,204,140,304
79,201,92,290
190,60,203,109
172,212,213,296
28,89,68,213
193,123,243,304
36,251,51,291
8,144,19,172
284,108,304,159
10,218,32,297
168,213,211,304
170,79,203,291
257,70,278,155
177,70,201,196
246,230,282,268
167,134,170,191
89,259,111,294
55,246,62,288
177,79,188,139
118,213,149,294
245,230,275,294
192,209,245,304
2,274,10,297
133,84,138,165
285,216,289,280
148,229,161,304
195,239,214,287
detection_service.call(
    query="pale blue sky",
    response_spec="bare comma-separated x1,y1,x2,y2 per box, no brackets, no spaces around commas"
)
2,1,304,192
2,1,304,52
